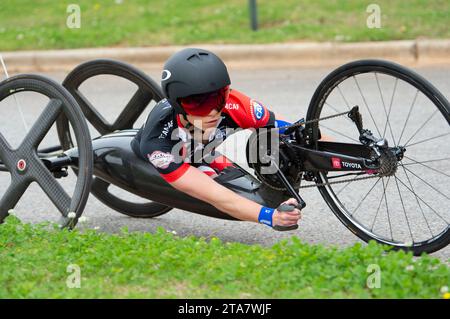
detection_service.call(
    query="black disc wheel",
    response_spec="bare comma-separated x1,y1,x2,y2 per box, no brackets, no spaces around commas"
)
0,74,93,228
306,59,450,255
56,59,172,218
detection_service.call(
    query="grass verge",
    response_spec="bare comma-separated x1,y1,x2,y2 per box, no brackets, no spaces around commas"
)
0,214,449,298
0,0,449,51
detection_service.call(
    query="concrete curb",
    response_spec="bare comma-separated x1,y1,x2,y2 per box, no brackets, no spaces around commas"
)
2,39,450,72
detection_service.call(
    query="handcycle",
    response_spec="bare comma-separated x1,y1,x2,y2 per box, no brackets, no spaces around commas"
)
0,58,448,255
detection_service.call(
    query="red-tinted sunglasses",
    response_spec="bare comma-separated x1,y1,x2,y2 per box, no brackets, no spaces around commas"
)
180,85,230,116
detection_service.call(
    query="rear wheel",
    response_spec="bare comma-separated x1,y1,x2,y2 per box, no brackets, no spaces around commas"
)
57,59,172,218
0,74,92,228
306,60,450,255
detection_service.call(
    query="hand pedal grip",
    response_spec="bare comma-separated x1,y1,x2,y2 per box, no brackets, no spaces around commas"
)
272,203,300,231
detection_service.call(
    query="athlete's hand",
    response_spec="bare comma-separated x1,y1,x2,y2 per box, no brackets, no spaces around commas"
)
272,198,302,227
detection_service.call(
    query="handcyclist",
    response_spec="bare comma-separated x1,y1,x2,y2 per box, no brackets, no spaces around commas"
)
132,48,301,230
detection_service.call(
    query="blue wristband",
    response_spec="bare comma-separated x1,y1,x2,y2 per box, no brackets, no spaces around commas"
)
258,206,275,227
274,119,292,134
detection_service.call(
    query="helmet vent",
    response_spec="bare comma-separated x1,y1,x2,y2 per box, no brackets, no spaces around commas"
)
187,54,198,61
187,52,209,61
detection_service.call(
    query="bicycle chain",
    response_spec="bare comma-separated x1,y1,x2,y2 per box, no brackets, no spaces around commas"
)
298,174,379,189
261,108,380,189
275,109,351,131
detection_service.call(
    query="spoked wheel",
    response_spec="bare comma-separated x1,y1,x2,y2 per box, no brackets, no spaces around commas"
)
0,74,92,228
306,60,450,255
56,59,172,218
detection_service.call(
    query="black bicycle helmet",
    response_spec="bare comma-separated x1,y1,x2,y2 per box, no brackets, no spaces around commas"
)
161,48,231,116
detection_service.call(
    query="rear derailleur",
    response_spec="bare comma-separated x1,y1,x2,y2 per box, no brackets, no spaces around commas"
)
348,106,405,177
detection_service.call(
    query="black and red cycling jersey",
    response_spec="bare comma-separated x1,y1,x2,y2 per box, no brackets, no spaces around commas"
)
131,89,276,183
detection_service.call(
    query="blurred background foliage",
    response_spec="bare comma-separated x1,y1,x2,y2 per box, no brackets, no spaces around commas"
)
0,0,448,51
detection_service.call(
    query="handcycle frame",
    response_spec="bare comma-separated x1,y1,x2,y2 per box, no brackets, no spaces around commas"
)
33,105,402,220
0,58,448,255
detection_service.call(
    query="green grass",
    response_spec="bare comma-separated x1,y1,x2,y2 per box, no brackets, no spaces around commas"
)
0,0,449,51
0,214,449,298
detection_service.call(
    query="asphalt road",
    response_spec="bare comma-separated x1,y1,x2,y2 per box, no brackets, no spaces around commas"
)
1,62,449,261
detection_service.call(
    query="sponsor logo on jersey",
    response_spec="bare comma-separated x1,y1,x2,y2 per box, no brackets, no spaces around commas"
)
214,128,225,140
207,127,226,142
148,151,174,169
252,101,265,120
158,120,173,139
225,103,240,110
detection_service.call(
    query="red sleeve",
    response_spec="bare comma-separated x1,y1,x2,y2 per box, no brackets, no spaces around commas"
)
223,89,275,129
160,162,191,183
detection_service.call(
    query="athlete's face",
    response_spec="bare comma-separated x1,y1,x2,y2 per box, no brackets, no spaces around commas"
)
186,108,222,130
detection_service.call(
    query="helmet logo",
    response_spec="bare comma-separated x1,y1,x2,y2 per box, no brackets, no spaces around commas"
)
162,70,172,81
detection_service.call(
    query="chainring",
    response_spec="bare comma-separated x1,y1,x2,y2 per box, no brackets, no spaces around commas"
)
246,129,302,191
